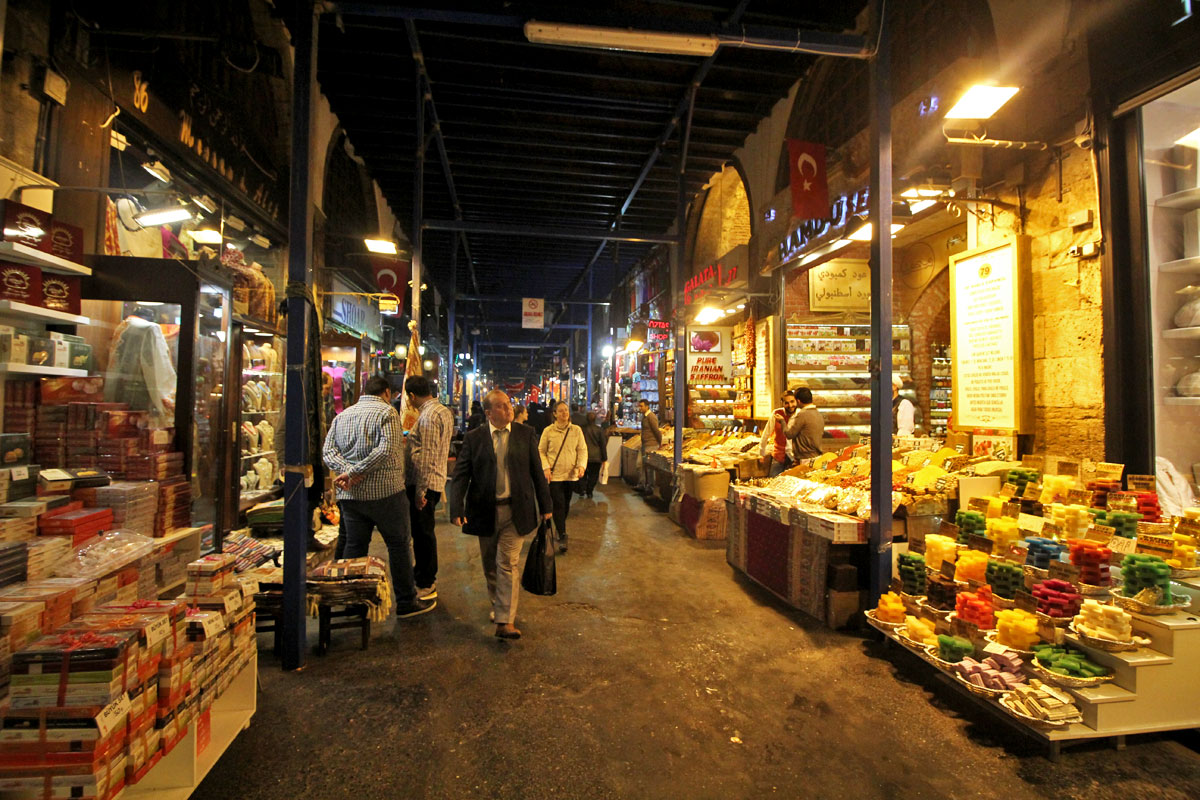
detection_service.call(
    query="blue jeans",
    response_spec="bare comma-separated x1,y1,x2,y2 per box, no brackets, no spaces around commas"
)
768,459,792,477
339,491,417,605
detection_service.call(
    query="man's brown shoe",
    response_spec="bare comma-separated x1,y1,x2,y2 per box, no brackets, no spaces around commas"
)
494,623,521,639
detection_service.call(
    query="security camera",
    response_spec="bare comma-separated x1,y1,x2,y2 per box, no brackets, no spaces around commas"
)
1074,133,1093,150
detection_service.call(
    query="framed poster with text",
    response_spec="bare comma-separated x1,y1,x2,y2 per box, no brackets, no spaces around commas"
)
948,239,1031,432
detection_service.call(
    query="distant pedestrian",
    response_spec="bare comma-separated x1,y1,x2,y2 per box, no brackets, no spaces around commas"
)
580,411,607,499
513,404,531,428
323,376,434,619
570,403,587,428
529,402,549,435
540,401,588,553
467,400,486,431
448,390,552,640
637,398,661,494
403,375,453,601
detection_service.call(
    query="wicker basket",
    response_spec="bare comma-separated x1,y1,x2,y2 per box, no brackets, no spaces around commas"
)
1066,622,1146,652
1109,592,1192,616
864,609,904,631
1035,610,1074,628
1028,659,1114,689
923,644,966,672
894,628,934,651
917,597,954,618
1076,581,1113,598
1169,565,1200,579
992,594,1016,610
997,693,1081,729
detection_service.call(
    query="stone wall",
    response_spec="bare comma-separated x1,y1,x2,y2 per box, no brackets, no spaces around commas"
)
690,166,751,273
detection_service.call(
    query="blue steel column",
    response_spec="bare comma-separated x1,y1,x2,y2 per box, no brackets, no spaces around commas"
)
412,52,425,335
448,245,457,408
673,84,698,468
586,270,594,407
867,0,893,606
282,0,317,671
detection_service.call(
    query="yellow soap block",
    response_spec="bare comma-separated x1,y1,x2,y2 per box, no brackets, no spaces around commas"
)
986,518,1020,553
987,496,1004,519
924,534,958,571
1039,474,1075,505
955,549,988,583
995,608,1040,650
875,592,906,623
903,615,938,646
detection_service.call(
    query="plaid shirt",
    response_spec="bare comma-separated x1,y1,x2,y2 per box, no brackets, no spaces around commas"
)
405,398,453,495
322,395,405,501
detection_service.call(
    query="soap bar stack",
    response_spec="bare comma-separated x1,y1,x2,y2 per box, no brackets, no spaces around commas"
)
1169,531,1198,569
1048,503,1091,538
925,573,960,611
1067,538,1111,585
1039,474,1075,504
1008,679,1080,722
1032,579,1082,618
1031,644,1111,679
1086,478,1121,508
1073,599,1133,642
1025,537,1064,569
954,651,1027,689
874,592,906,623
1102,510,1141,538
1133,491,1161,523
955,549,989,583
898,552,926,595
923,534,958,571
1120,554,1173,604
936,633,974,663
986,559,1024,598
954,585,995,629
995,608,1040,650
902,615,938,646
1006,467,1039,496
954,510,986,544
985,517,1020,553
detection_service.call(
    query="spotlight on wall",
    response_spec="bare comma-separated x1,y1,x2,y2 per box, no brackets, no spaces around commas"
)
189,229,223,245
364,238,398,254
141,161,171,183
223,215,247,232
623,321,647,353
191,195,217,214
943,85,1019,120
248,233,271,249
134,206,193,226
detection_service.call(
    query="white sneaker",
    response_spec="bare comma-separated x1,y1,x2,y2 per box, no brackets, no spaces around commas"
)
416,584,437,601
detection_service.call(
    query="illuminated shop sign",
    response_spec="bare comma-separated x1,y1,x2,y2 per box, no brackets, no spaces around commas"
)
777,186,870,265
685,243,748,305
646,319,672,347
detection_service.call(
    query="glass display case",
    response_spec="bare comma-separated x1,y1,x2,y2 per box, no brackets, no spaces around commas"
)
237,323,284,512
191,285,230,549
321,332,364,420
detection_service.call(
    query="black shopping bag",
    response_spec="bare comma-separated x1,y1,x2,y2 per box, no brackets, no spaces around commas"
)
521,521,557,596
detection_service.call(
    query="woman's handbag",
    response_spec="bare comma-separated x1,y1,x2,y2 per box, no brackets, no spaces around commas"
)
521,520,557,596
598,460,609,485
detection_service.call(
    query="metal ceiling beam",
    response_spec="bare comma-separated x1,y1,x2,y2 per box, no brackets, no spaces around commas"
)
422,220,676,244
459,320,589,330
458,296,609,306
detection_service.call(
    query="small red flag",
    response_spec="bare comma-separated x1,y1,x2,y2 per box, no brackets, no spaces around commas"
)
787,140,830,221
369,255,410,295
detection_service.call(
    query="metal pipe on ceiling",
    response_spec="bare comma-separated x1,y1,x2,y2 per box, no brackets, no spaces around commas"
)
458,296,610,306
422,220,677,244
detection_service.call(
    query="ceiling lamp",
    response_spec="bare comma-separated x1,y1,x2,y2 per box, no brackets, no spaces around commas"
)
944,85,1019,120
694,307,724,325
191,195,217,214
847,222,906,242
189,229,223,244
134,205,193,226
601,344,615,358
624,321,647,353
141,161,171,183
223,215,247,232
248,233,271,249
524,21,719,56
364,238,398,254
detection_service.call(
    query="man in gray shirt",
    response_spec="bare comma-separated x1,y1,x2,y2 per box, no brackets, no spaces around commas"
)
637,398,662,494
783,386,824,461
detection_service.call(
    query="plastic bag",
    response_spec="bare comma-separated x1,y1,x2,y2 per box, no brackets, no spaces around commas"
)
598,461,609,485
520,521,557,596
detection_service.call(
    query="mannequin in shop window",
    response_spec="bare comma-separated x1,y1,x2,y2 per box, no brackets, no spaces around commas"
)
105,305,177,428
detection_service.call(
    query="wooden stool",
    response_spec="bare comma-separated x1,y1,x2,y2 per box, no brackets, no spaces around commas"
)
315,603,371,655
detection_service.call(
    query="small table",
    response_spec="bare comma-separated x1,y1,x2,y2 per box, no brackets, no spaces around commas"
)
315,603,371,654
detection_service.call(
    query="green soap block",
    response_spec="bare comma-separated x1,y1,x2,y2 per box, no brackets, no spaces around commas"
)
1049,667,1070,675
1057,657,1081,671
1078,662,1107,677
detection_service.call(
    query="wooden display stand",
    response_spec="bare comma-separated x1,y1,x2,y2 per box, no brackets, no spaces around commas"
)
125,652,258,799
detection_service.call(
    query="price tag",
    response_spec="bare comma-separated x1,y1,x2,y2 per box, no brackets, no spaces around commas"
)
1107,492,1139,513
909,527,927,554
238,580,259,598
1056,459,1082,482
1126,474,1157,492
1018,513,1046,534
1108,535,1137,556
1084,524,1115,544
10,466,28,481
1135,532,1175,559
1067,488,1094,506
889,577,903,594
152,429,170,446
1178,518,1200,538
967,533,994,554
937,521,961,541
1093,461,1124,480
905,472,918,487
1004,543,1026,564
1021,454,1045,472
1049,560,1082,585
999,482,1019,498
940,560,958,579
1037,618,1063,645
1002,500,1022,519
144,616,171,650
1041,522,1062,540
952,616,981,642
95,694,131,739
969,497,991,514
983,640,1011,655
1137,521,1170,537
934,476,950,492
1015,590,1039,614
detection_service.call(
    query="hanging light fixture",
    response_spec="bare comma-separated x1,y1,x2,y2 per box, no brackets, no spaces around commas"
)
134,205,193,226
189,229,223,244
624,321,647,353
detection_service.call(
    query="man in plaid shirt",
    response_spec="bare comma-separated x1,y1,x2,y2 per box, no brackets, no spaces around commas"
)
323,375,435,618
403,375,454,600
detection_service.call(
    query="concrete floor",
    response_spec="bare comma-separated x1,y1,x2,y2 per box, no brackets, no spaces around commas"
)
196,482,1200,800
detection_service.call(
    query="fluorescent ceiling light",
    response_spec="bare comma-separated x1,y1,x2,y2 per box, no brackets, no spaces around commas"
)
142,161,172,183
944,85,1019,120
192,195,217,214
4,227,44,238
364,238,398,254
248,233,271,249
694,306,724,325
1176,126,1200,148
525,21,719,56
134,206,193,226
244,327,260,333
900,187,947,198
908,199,938,214
847,222,906,241
189,229,223,244
224,215,247,232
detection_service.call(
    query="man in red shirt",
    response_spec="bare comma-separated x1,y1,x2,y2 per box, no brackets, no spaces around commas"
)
759,390,798,477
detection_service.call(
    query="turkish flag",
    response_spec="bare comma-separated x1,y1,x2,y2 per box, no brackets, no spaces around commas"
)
787,140,830,221
369,255,410,295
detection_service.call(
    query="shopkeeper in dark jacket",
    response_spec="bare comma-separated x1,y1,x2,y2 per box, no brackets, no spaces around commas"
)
448,389,553,640
580,411,608,499
783,386,824,460
759,389,799,476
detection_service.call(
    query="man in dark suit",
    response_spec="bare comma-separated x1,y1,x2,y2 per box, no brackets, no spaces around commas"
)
449,389,553,640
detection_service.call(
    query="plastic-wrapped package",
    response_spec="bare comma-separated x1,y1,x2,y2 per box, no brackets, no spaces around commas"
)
57,530,155,580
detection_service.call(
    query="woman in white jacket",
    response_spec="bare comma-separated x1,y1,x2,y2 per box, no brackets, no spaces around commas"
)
540,401,589,553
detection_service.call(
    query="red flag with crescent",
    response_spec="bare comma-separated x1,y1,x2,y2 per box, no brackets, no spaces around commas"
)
787,140,829,221
369,255,411,296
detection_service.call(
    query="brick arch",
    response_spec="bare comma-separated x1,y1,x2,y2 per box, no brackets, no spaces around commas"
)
908,267,950,429
690,166,751,272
